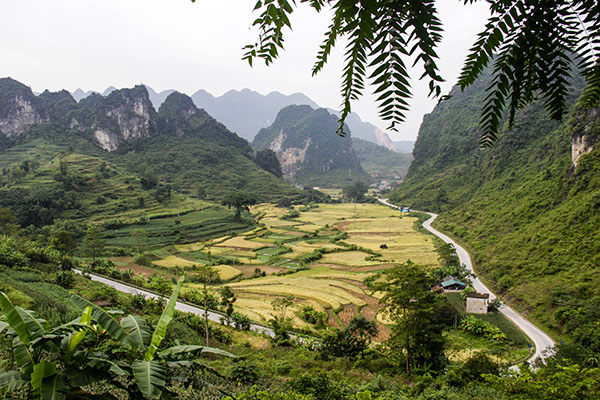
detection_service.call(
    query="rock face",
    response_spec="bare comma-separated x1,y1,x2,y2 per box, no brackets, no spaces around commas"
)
571,106,599,167
0,78,47,137
82,85,157,151
253,105,371,187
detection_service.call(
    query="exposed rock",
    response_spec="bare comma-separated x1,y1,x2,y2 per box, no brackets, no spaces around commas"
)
253,105,371,187
571,106,599,167
0,78,46,137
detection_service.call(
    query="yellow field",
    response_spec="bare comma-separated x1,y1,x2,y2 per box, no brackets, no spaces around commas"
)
214,236,268,249
320,251,380,267
154,256,199,268
148,202,438,333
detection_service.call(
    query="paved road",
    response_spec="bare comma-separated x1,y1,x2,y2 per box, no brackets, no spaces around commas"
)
73,269,276,337
378,199,555,365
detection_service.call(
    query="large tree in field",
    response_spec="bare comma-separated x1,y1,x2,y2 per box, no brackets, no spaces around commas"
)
370,261,446,374
193,0,600,147
222,192,257,222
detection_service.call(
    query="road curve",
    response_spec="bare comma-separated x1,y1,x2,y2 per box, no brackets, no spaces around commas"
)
73,269,276,337
378,199,555,365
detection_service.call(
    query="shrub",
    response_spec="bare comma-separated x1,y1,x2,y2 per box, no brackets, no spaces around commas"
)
229,360,259,385
459,315,507,341
133,253,153,267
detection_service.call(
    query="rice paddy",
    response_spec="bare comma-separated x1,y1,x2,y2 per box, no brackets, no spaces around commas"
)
112,202,440,335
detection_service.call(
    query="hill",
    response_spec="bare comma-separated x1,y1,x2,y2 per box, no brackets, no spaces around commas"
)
388,70,600,356
352,138,412,180
253,105,371,188
0,78,300,225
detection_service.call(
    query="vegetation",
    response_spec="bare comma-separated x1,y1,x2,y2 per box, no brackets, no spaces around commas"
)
252,105,371,188
352,138,412,180
390,69,600,363
240,0,600,146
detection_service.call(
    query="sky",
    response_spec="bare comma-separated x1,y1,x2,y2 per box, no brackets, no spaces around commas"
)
0,0,490,141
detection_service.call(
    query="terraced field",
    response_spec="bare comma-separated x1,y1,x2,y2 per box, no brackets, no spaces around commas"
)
111,202,439,337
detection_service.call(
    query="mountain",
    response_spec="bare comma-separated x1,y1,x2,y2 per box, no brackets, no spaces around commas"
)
0,77,299,205
352,138,412,180
190,88,318,141
253,105,371,187
388,69,600,352
144,85,175,110
392,140,415,154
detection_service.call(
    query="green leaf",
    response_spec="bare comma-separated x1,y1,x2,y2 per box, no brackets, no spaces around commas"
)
65,306,92,363
0,292,30,345
121,315,151,351
0,370,26,392
144,276,184,361
16,308,48,341
69,295,135,349
158,345,235,359
31,362,57,397
132,360,166,400
13,339,34,375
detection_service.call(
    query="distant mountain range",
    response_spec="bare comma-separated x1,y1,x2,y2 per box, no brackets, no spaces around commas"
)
70,85,410,151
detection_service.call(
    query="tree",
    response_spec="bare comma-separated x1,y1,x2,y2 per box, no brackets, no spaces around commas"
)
197,265,220,346
226,0,600,147
82,224,105,261
49,227,76,256
0,207,19,237
130,229,147,254
222,192,257,222
270,295,295,346
254,149,283,178
220,286,237,324
370,261,446,374
342,181,368,203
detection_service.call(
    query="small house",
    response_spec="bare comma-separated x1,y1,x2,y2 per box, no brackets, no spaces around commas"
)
466,292,490,314
440,276,466,291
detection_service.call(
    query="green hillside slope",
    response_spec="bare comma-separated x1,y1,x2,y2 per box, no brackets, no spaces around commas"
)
352,137,412,179
389,74,600,357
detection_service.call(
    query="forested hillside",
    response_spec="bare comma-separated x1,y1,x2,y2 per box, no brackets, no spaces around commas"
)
352,138,412,179
389,70,600,360
253,105,371,187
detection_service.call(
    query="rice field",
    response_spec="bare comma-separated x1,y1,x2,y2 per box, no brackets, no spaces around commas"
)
128,202,439,333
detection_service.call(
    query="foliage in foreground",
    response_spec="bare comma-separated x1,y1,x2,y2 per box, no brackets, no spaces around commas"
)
0,277,234,399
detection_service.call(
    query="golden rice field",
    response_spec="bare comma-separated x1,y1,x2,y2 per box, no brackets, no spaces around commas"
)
141,202,439,333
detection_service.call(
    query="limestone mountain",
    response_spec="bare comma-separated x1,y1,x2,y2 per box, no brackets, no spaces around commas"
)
389,69,600,348
0,77,48,137
253,105,371,187
0,78,299,202
74,85,158,151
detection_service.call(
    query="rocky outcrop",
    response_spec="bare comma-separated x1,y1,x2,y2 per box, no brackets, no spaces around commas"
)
571,106,599,167
82,85,157,151
252,105,371,187
0,78,47,137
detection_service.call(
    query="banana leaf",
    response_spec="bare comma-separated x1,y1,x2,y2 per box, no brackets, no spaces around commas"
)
132,360,166,400
144,276,184,361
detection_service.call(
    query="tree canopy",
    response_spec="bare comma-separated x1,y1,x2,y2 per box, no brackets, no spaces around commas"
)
214,0,600,147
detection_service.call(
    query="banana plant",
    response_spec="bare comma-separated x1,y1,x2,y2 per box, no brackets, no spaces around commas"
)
70,276,235,399
0,276,235,399
0,291,106,400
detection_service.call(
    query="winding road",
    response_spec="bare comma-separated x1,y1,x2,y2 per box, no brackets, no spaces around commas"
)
73,270,276,337
378,198,555,364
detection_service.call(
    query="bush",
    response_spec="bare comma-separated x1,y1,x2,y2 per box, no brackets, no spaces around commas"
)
229,360,259,385
133,253,153,267
459,315,507,341
55,270,75,289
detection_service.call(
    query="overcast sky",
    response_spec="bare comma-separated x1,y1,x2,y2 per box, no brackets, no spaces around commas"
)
1,0,489,141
